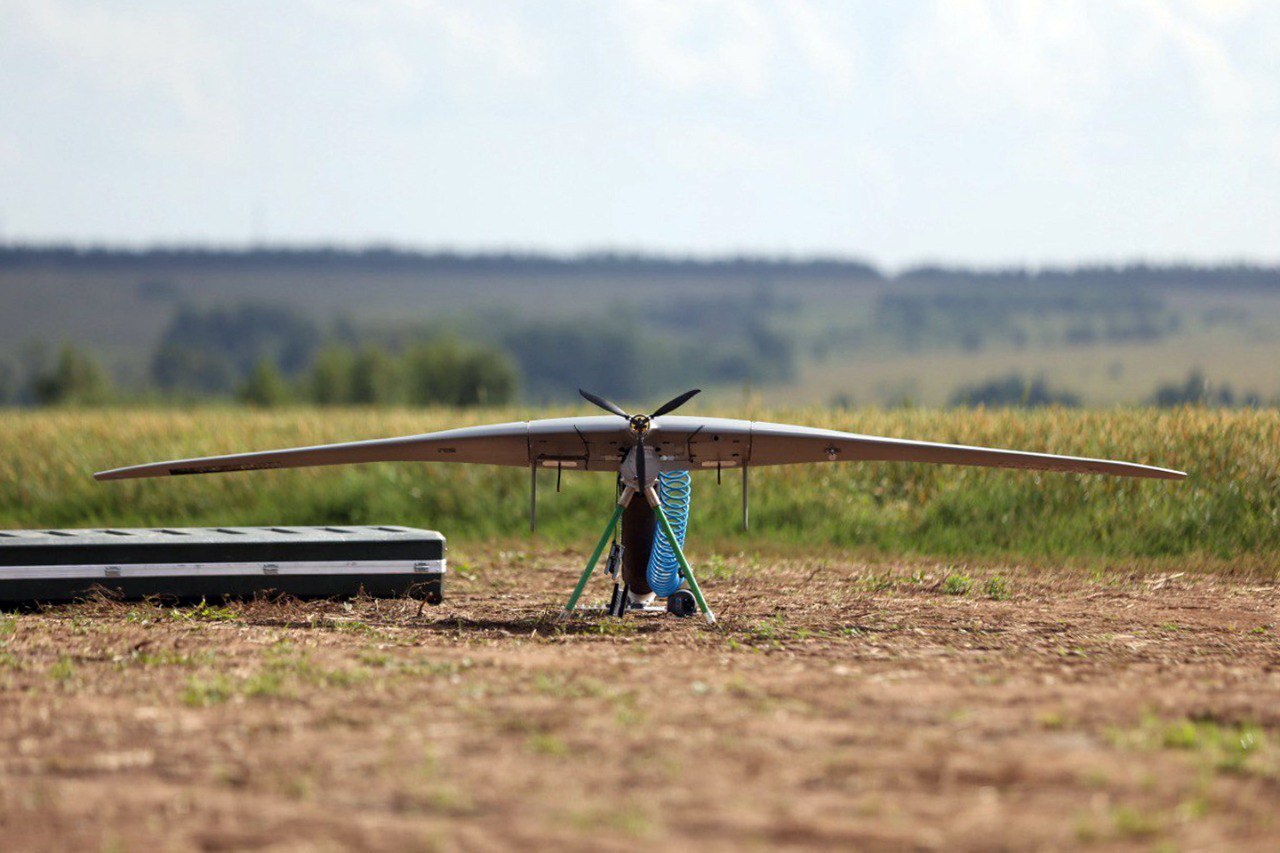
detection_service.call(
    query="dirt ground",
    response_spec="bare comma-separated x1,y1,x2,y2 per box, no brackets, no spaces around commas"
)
1,549,1278,851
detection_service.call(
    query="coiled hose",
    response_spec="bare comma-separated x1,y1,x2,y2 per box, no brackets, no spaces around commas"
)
645,469,692,597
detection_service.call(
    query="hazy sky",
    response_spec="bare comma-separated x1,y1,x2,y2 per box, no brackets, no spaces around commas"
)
1,1,1277,266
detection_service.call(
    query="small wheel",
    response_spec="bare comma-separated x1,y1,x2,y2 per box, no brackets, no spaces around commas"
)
666,589,697,618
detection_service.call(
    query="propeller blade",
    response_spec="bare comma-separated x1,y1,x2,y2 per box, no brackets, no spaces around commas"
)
578,389,629,419
651,388,701,418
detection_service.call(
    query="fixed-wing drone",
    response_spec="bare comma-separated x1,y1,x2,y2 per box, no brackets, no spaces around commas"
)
96,389,1186,622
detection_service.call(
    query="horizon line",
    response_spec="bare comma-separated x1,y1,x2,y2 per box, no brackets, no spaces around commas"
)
2,240,1278,276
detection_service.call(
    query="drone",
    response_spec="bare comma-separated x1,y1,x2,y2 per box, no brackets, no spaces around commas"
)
96,389,1186,622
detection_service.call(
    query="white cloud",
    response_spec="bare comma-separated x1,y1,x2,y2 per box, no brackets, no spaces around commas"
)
1127,0,1260,119
902,1,1106,121
308,0,549,106
0,133,20,170
616,0,777,97
779,1,859,92
611,0,860,97
6,0,241,162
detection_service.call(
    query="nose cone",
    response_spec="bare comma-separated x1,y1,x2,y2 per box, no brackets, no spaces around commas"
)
629,414,651,435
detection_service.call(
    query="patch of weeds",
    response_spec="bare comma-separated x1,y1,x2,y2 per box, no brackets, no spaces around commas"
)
125,603,167,625
612,694,647,729
532,672,607,699
1073,813,1100,844
1113,714,1275,779
983,576,1010,600
1252,623,1274,635
526,732,570,757
321,618,391,641
0,614,17,640
182,674,233,707
1158,622,1182,633
1081,769,1109,788
861,570,898,593
262,650,370,691
1176,790,1212,821
171,600,240,623
568,803,652,838
0,651,24,671
280,773,313,801
243,669,289,698
124,649,216,669
941,573,973,596
357,649,392,668
748,616,789,645
1110,805,1162,839
1037,711,1067,730
700,554,735,581
49,656,75,682
316,666,369,688
418,782,476,815
398,657,474,678
588,619,639,637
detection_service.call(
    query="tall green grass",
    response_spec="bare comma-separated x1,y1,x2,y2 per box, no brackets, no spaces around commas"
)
0,406,1275,567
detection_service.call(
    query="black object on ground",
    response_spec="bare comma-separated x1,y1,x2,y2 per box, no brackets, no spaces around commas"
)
0,526,445,606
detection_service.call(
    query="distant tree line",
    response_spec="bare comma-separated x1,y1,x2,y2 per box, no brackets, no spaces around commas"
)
0,343,114,406
0,293,795,408
1147,369,1268,408
948,374,1082,408
7,244,1280,291
897,263,1280,291
237,341,517,407
133,299,794,407
943,369,1275,409
862,283,1178,354
0,245,881,279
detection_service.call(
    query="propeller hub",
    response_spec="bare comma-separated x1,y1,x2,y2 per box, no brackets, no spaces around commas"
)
628,414,651,435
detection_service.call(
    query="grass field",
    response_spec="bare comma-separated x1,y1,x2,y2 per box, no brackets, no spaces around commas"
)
1,405,1276,568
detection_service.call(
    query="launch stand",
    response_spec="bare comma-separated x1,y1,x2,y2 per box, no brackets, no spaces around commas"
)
563,484,715,623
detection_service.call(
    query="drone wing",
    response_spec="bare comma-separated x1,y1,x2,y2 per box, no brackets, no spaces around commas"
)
745,420,1185,479
93,420,534,480
94,414,1184,482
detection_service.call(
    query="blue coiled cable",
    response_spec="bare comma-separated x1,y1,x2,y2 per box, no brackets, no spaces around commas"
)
646,469,692,597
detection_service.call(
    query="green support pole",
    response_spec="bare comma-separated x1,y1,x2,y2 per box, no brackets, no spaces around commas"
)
653,503,716,624
563,502,625,613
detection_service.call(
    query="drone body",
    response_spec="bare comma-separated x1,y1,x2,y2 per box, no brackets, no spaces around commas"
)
96,389,1186,619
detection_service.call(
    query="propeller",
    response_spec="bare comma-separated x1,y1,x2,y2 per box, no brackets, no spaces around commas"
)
651,388,701,418
578,388,701,493
577,389,629,419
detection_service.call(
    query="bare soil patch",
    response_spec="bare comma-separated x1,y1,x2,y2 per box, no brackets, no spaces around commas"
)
1,551,1278,851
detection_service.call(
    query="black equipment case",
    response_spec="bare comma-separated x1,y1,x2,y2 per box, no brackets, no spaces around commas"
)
0,526,445,605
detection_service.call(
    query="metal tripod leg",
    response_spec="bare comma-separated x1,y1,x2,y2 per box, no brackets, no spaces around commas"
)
650,494,716,624
563,501,626,613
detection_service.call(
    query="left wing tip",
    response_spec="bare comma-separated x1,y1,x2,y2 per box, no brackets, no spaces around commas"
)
94,465,160,481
